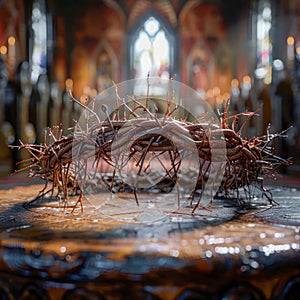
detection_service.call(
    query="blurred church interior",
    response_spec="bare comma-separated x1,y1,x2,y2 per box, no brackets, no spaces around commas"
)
0,0,299,176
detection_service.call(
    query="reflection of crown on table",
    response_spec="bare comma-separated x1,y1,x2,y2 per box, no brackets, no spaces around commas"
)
13,84,291,213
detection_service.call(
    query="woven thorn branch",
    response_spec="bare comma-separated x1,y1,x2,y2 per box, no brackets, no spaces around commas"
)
11,85,292,214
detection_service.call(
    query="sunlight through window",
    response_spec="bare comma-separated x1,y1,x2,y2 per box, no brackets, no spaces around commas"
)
133,17,170,79
256,1,272,84
31,0,47,83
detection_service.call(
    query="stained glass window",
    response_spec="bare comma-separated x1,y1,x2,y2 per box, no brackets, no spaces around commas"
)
133,17,170,79
31,0,47,83
256,1,272,84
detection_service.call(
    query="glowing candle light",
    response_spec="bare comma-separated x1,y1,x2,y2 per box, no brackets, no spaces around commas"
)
0,45,7,56
231,79,239,88
230,78,240,99
241,75,251,98
287,36,295,61
8,36,16,58
65,78,73,90
296,46,300,59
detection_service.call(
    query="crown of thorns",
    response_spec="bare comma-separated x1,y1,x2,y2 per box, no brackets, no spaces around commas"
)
13,81,291,213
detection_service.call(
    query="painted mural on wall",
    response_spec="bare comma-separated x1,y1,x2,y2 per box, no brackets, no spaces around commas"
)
180,3,232,106
0,0,25,79
70,3,125,97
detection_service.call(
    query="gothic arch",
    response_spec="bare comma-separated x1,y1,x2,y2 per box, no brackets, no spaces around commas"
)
128,0,177,30
92,40,117,92
128,10,178,79
179,0,204,24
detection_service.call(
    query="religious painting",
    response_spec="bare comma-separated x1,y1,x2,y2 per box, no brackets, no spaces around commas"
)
180,3,232,106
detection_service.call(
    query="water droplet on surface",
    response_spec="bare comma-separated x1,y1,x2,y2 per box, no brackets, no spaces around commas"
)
245,245,252,251
205,250,212,258
259,232,267,239
250,260,260,269
60,246,66,253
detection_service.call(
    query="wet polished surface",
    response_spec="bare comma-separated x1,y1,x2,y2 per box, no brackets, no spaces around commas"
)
0,176,300,299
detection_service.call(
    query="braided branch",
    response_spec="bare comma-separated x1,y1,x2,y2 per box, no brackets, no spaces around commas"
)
12,90,291,213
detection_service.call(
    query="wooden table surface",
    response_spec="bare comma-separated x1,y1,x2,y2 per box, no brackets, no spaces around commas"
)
0,174,300,299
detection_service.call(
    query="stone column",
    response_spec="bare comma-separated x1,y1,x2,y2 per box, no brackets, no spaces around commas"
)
62,91,73,134
16,61,34,163
0,55,11,175
36,74,50,143
50,82,62,127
